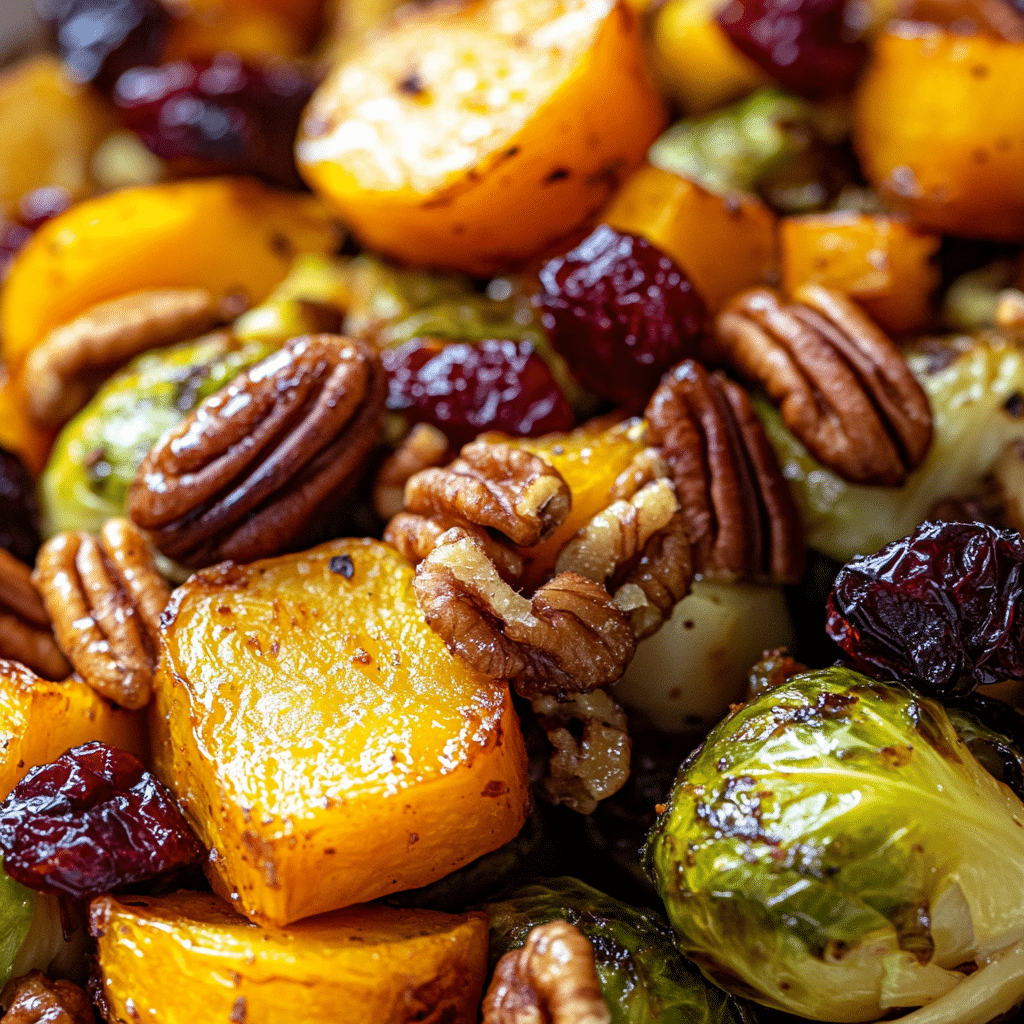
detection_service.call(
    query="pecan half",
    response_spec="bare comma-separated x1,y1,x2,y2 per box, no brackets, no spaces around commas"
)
709,285,933,486
533,689,631,814
384,513,523,580
128,335,386,567
373,422,451,521
0,550,70,681
0,972,95,1024
646,360,805,584
482,921,611,1024
405,441,570,547
413,533,635,697
23,288,233,428
33,519,170,709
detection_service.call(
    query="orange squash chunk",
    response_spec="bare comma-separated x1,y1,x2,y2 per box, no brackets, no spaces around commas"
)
92,891,488,1024
296,0,666,275
604,162,777,311
780,212,940,335
854,23,1024,241
154,538,530,926
0,661,144,799
0,176,340,374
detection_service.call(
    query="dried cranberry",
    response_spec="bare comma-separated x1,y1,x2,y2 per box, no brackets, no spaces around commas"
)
36,0,169,92
826,521,1024,697
537,225,706,413
716,0,868,99
114,54,314,190
382,337,574,448
0,742,203,899
0,447,42,565
17,187,73,230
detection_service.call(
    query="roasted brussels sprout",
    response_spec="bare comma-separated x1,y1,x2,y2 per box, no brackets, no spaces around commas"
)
483,877,747,1024
761,331,1024,560
646,666,1024,1023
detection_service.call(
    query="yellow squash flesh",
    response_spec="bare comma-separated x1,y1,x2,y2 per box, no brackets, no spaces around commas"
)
153,538,530,926
91,891,488,1024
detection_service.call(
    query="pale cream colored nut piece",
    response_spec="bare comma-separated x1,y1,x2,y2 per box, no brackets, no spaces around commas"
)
413,532,635,697
0,549,71,681
0,971,95,1024
645,360,805,584
33,518,170,710
384,513,523,581
709,284,933,486
128,335,386,567
607,447,670,502
405,441,571,547
996,289,1024,333
23,287,231,428
482,920,612,1024
373,422,451,521
533,689,631,815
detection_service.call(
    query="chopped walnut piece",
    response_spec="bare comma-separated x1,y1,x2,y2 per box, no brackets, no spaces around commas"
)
709,284,933,486
0,550,70,681
413,533,635,697
129,335,386,567
405,441,571,547
384,512,523,580
33,519,169,709
645,360,805,584
533,689,631,814
23,288,232,428
373,422,451,521
607,448,670,502
0,971,95,1024
482,920,611,1024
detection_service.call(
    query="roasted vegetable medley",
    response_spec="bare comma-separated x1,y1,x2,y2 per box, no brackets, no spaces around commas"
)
1,0,1024,1020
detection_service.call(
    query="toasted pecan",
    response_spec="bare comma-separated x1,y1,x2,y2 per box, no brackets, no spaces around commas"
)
709,285,932,485
1,971,95,1024
0,549,70,681
373,422,451,521
482,921,611,1024
129,334,386,567
34,519,169,709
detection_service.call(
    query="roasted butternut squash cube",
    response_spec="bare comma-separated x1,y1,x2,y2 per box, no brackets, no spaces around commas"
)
854,23,1024,241
0,661,144,799
779,212,940,335
296,0,666,275
91,891,488,1024
604,162,777,312
153,539,530,926
1,177,340,374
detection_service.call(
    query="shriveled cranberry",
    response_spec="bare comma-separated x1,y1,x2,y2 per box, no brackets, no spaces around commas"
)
0,447,42,566
36,0,169,92
536,225,706,413
0,742,203,899
382,338,574,447
716,0,868,99
17,187,73,229
114,54,314,190
826,521,1024,697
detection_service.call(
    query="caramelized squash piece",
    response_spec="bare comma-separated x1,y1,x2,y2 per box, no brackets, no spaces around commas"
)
297,0,666,275
780,212,940,335
154,539,530,926
604,162,777,311
1,177,340,374
92,891,487,1024
0,661,144,799
855,23,1024,241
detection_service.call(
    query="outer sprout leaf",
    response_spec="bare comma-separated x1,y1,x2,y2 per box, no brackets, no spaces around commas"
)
0,859,34,988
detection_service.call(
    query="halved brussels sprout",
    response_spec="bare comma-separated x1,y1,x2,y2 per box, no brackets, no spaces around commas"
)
483,877,746,1024
762,331,1024,561
646,666,1024,1023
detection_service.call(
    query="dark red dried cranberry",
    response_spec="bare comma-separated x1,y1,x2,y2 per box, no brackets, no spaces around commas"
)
536,225,706,413
826,521,1024,697
0,742,203,900
382,338,574,448
113,54,314,190
17,187,73,230
36,0,170,92
0,447,42,566
716,0,868,99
